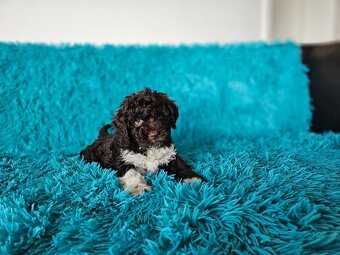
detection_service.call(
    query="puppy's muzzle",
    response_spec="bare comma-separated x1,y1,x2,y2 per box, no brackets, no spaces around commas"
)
148,130,168,142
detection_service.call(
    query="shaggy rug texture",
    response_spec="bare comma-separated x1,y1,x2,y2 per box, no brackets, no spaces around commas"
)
0,42,339,254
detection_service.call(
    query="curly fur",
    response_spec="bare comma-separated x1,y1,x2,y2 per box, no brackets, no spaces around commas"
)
80,88,203,195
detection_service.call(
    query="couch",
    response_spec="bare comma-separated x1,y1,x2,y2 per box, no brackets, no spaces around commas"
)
0,42,339,254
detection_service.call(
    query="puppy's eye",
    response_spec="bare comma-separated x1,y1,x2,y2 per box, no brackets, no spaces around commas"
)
134,119,144,127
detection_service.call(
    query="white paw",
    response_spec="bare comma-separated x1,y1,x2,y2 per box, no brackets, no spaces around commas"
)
183,177,202,183
129,183,152,196
119,169,152,196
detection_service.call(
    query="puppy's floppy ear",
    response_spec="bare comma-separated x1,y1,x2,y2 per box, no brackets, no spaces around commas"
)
168,100,179,129
112,97,130,142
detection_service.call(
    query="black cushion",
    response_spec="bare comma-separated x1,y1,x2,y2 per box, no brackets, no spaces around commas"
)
302,42,340,133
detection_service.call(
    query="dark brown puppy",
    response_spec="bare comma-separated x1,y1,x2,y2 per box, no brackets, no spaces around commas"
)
80,88,203,195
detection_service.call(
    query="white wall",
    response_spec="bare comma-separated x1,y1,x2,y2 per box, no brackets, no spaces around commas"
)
0,0,263,44
0,0,339,45
272,0,340,43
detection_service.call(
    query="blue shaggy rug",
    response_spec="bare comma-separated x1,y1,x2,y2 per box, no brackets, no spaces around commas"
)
0,42,339,254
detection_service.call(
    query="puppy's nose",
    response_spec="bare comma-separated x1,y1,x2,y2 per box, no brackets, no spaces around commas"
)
149,131,158,139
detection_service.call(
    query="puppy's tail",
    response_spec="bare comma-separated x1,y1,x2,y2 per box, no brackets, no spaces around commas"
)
98,124,111,138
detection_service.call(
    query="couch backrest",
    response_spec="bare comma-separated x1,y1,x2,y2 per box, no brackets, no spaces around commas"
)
0,42,311,155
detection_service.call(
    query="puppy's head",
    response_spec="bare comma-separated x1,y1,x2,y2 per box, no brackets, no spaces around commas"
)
113,88,178,149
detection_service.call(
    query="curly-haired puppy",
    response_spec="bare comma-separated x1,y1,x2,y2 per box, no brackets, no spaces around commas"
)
80,88,204,195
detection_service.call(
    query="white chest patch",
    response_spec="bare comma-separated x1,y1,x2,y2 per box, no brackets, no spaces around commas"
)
121,144,176,173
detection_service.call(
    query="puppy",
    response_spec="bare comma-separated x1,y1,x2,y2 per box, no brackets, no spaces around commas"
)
80,88,204,195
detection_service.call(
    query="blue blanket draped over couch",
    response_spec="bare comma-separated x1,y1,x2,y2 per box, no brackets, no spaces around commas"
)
0,42,339,254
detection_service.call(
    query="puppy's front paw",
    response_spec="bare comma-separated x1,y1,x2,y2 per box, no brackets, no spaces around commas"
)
120,169,152,196
129,183,152,196
183,177,203,183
